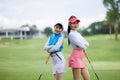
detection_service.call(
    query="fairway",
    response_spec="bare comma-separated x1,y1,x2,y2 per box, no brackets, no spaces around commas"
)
0,35,120,80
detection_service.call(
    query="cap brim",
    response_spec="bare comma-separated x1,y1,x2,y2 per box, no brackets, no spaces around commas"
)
69,18,80,23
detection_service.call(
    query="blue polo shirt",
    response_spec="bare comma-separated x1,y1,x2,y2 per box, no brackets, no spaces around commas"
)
48,33,63,54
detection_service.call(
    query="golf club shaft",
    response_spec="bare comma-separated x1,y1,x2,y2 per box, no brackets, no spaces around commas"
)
38,54,51,80
45,54,51,64
38,74,42,80
90,64,100,80
84,51,100,80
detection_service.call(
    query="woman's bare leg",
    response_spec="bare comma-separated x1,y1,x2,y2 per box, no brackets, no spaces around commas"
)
81,67,90,80
54,73,63,80
72,68,81,80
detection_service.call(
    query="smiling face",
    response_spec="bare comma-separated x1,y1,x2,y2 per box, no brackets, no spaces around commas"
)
54,25,63,34
69,21,79,30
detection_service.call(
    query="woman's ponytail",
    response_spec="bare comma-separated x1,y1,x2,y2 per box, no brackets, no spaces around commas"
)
67,25,71,45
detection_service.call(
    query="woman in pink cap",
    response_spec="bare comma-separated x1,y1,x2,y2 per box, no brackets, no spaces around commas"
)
67,16,90,80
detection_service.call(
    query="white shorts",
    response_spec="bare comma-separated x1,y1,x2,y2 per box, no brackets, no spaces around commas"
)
51,52,66,74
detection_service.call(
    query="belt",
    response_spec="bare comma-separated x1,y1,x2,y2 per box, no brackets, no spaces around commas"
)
51,52,62,61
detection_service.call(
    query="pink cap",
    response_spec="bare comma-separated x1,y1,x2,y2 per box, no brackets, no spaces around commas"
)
69,17,80,23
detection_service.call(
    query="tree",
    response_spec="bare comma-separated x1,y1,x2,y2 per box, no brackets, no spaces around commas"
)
104,10,115,39
31,24,37,29
103,0,120,40
20,24,39,38
43,27,53,37
82,21,115,36
20,24,30,28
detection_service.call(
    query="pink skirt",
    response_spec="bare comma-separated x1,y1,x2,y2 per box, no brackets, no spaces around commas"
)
68,49,85,68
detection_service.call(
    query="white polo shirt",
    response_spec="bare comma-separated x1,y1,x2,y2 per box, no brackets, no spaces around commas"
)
68,30,89,50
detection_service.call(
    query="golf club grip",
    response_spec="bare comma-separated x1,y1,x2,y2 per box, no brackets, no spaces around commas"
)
45,54,51,64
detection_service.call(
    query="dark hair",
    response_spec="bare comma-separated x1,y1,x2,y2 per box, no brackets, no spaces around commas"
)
67,26,71,45
69,15,76,20
54,23,63,30
67,16,76,45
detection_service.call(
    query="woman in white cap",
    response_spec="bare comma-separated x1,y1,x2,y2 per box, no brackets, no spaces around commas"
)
67,16,90,80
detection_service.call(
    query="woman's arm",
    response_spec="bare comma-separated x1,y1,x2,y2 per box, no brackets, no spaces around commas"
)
69,33,89,50
48,36,64,53
44,37,53,52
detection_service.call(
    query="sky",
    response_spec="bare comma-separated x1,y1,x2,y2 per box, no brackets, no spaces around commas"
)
0,0,107,31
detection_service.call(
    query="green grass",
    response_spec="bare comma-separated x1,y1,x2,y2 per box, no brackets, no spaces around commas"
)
0,35,120,80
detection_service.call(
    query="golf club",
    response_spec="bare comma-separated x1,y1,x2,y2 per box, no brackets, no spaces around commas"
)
37,52,62,80
84,51,100,80
38,54,51,80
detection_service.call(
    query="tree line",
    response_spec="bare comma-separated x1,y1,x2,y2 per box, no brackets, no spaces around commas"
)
44,0,120,40
16,0,120,40
82,0,120,40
